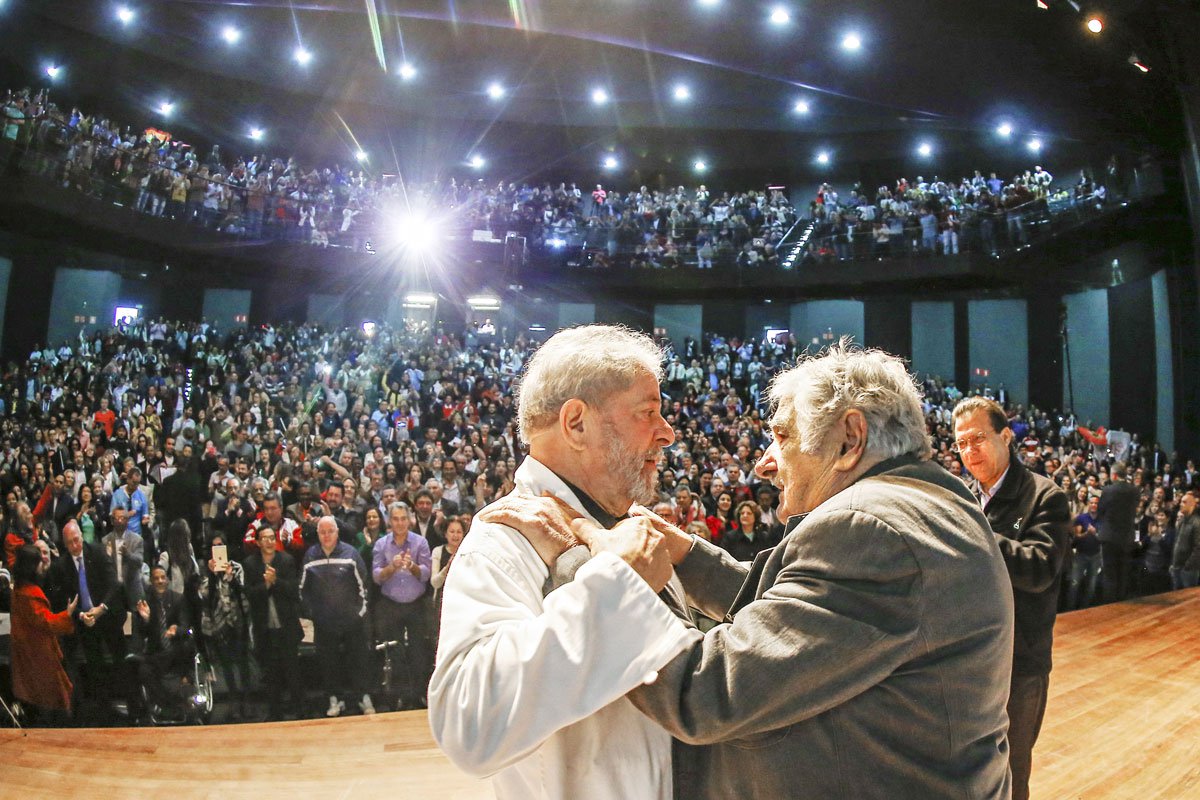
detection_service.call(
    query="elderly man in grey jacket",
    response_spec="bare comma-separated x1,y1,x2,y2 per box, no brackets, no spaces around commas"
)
495,345,1015,799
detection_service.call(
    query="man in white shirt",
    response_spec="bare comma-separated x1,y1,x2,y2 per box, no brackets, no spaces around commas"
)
429,325,697,800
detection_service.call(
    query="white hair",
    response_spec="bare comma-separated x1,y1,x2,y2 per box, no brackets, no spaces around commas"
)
517,324,665,444
767,342,930,461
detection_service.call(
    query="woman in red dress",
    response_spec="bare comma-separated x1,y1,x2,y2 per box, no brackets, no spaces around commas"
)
10,543,77,724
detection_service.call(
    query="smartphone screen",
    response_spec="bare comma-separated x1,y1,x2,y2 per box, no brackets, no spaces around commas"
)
212,544,228,570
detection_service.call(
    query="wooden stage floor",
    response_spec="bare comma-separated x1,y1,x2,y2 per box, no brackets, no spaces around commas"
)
4,588,1199,799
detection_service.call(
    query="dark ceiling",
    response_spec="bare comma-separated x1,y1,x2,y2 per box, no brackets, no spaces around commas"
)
0,0,1184,186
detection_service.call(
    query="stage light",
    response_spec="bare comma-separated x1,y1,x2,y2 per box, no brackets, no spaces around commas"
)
603,155,619,170
361,321,377,337
398,62,417,80
547,237,567,249
469,154,486,169
355,149,368,162
673,83,691,101
918,142,933,157
487,82,505,99
816,151,830,165
769,6,790,25
115,5,135,25
996,122,1013,137
249,127,264,141
221,25,241,45
694,159,708,173
697,0,720,6
403,293,436,307
591,87,609,105
294,46,313,65
1128,53,1150,73
1027,138,1043,153
389,211,438,256
45,65,61,79
841,32,863,51
793,99,810,114
467,295,501,311
1087,17,1103,34
1036,1,1049,9
157,101,174,117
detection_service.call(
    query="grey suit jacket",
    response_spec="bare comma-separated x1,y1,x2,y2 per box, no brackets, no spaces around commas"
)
629,455,1015,800
101,529,146,604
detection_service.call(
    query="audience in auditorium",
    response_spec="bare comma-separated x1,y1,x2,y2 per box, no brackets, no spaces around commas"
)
0,314,1194,726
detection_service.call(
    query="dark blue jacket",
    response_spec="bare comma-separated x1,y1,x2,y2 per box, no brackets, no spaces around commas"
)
300,541,368,628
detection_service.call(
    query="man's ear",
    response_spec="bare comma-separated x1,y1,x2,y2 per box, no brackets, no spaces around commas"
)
559,399,590,452
834,410,868,472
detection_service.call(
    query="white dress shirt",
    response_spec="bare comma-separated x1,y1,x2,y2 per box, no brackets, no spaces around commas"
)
428,456,698,800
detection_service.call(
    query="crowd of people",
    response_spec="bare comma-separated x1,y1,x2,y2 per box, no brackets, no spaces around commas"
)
795,162,1114,264
0,86,796,266
0,314,1195,726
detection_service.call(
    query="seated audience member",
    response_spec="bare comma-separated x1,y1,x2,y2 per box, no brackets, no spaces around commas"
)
133,564,195,715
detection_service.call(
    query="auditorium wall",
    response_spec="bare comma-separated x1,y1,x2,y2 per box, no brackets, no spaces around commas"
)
968,299,1028,405
0,256,10,355
789,300,865,351
1062,288,1110,427
557,302,596,329
910,301,955,380
1152,270,1175,452
655,304,703,352
202,289,251,331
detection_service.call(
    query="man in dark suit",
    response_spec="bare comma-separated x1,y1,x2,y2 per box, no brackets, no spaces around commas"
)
48,520,129,710
133,564,193,712
953,397,1071,800
1096,462,1141,602
242,524,305,720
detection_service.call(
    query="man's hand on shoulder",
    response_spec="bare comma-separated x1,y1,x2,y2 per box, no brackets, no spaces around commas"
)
571,516,673,593
478,492,583,568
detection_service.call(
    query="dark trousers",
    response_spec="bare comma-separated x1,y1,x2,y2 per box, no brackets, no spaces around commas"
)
64,616,129,708
137,641,195,709
374,595,432,704
313,616,370,701
1007,672,1049,800
256,628,303,719
1101,541,1133,602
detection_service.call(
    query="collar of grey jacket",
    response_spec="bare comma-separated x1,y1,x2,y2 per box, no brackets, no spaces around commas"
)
781,453,925,535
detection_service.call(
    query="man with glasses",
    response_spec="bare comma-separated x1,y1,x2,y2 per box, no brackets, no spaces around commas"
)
952,397,1071,800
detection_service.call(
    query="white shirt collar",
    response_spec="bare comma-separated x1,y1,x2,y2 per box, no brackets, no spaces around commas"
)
981,465,1011,508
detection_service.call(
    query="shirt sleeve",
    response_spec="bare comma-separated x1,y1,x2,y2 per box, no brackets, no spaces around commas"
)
428,537,699,778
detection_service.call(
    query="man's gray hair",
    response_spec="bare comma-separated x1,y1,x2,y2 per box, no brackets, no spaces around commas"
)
387,501,411,518
767,342,930,461
517,324,665,444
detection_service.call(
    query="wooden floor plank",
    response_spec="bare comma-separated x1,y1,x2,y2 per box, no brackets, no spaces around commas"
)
7,588,1198,799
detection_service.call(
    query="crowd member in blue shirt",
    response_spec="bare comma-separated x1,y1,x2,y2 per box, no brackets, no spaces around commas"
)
372,500,432,709
110,467,150,537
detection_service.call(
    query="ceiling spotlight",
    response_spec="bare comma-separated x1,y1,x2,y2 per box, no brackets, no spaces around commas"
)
698,0,720,6
355,149,368,162
45,65,61,79
1027,138,1043,153
294,46,313,65
486,82,506,100
693,159,708,173
398,62,417,80
116,5,135,25
996,122,1013,137
1036,1,1049,9
769,6,790,25
918,142,933,157
1128,53,1150,73
841,33,863,51
673,83,691,101
591,88,609,105
602,155,619,170
793,99,810,114
816,151,830,165
469,155,486,169
221,25,241,44
249,127,264,141
1086,17,1103,34
157,101,174,117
